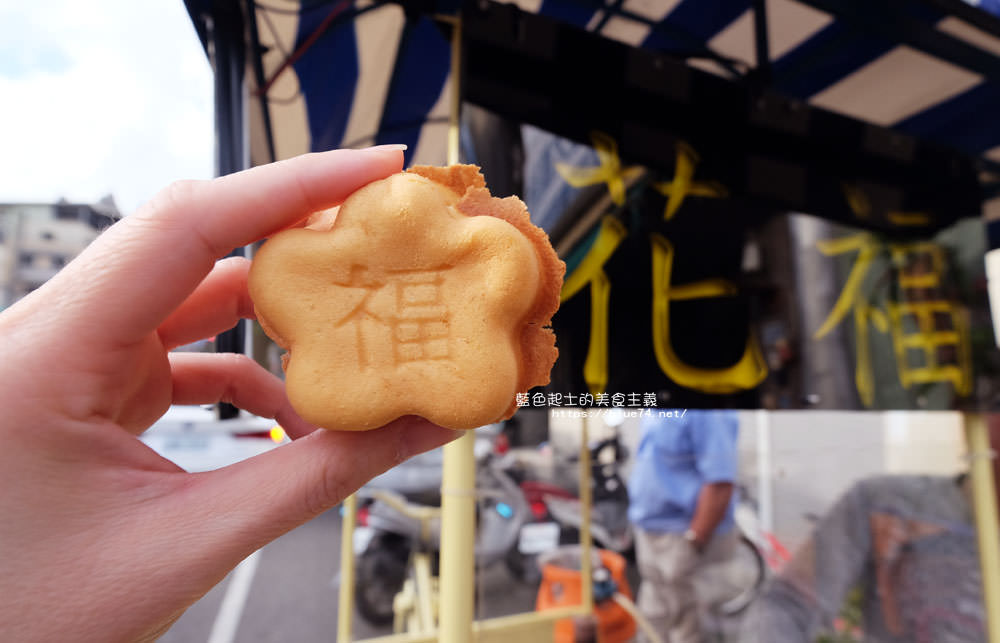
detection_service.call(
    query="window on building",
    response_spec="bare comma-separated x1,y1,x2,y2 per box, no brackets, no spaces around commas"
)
56,204,79,221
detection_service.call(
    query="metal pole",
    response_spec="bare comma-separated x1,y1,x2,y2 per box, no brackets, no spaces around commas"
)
337,494,358,643
755,410,773,534
438,432,475,643
445,16,462,170
751,0,771,84
579,415,593,612
437,16,475,643
414,554,437,633
210,0,249,419
964,414,1000,643
211,0,248,179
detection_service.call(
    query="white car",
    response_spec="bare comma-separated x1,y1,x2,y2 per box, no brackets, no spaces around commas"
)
140,405,283,472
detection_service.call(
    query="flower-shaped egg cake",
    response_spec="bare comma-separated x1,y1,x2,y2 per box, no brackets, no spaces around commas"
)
249,165,564,431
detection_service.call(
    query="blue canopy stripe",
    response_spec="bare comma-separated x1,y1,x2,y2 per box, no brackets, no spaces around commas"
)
538,0,601,29
292,7,359,152
655,0,751,45
373,15,452,167
641,0,750,60
897,81,1000,155
772,22,895,99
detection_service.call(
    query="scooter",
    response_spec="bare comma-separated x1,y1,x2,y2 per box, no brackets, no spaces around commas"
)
506,431,634,585
503,478,575,584
352,432,531,626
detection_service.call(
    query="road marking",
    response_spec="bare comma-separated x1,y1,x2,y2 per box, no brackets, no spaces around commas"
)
207,549,262,643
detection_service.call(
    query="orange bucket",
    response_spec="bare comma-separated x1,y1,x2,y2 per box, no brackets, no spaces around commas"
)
535,547,637,643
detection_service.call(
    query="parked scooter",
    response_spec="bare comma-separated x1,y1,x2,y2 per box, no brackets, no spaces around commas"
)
353,431,530,626
503,478,575,585
506,430,633,585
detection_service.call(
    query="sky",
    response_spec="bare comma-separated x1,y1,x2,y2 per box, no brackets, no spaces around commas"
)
0,0,214,215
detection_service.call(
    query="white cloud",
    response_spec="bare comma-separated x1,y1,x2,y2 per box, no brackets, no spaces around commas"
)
0,0,214,215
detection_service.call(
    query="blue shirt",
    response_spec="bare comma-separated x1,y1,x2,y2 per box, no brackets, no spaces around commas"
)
627,409,739,534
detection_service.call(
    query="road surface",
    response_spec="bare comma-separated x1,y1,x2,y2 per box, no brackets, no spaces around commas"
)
159,509,540,642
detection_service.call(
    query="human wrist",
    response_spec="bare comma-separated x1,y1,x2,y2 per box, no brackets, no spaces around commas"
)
683,527,706,552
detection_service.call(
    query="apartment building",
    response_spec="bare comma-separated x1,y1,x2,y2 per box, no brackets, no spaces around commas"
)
0,196,120,309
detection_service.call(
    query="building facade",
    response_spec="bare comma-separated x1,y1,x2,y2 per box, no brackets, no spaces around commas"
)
0,197,119,310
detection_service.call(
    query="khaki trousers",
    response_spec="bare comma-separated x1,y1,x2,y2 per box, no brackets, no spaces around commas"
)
634,527,739,643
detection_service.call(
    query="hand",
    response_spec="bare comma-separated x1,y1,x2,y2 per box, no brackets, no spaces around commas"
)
0,148,458,643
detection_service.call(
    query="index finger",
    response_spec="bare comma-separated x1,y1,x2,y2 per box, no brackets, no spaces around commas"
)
46,147,404,346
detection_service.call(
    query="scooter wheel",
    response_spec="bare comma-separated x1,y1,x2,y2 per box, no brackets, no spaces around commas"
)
504,548,543,585
355,533,409,626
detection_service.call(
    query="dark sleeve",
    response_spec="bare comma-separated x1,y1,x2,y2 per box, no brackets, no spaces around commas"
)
739,480,874,642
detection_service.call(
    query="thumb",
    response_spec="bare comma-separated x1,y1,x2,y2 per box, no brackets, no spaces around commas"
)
177,418,458,563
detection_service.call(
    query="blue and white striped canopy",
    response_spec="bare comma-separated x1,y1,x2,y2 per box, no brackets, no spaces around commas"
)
187,0,1000,193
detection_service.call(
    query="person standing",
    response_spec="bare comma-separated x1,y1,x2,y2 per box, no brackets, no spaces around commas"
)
628,409,740,642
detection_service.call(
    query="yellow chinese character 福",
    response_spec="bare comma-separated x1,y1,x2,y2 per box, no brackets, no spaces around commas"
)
813,234,971,406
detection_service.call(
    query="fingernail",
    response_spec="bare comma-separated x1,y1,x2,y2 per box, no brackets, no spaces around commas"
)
360,144,408,152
